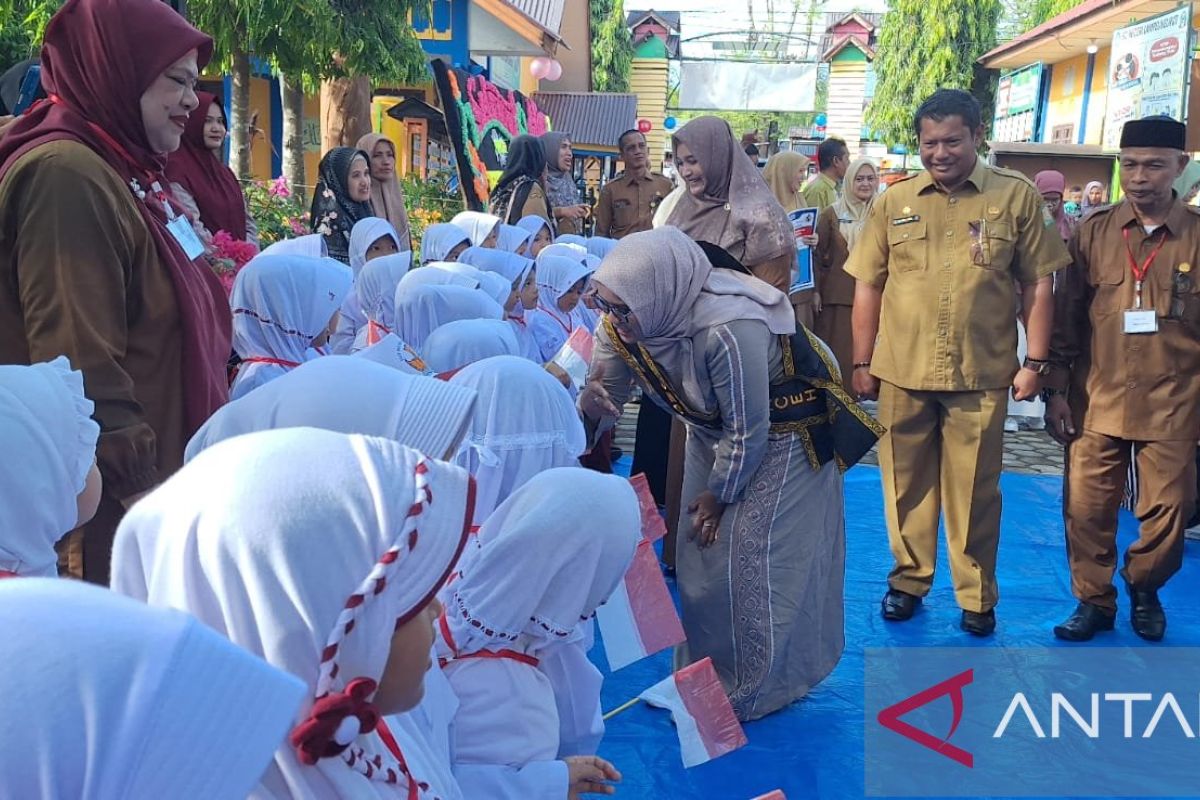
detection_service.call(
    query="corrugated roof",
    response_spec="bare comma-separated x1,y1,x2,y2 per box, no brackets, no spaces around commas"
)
532,92,639,148
504,0,566,37
626,9,681,31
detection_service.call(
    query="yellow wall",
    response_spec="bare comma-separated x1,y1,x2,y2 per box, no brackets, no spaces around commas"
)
303,91,322,189
1043,53,1087,143
631,57,669,168
249,77,273,181
1083,47,1110,146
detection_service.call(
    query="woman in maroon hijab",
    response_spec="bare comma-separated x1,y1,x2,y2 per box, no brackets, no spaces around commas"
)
166,91,258,246
0,0,232,584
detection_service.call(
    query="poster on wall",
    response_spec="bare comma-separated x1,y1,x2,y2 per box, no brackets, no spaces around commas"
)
431,59,550,211
992,63,1043,142
1102,4,1193,150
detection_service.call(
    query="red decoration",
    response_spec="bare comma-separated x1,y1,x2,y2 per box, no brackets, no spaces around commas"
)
637,118,652,134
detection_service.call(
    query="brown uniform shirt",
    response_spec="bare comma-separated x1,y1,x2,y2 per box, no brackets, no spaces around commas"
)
845,158,1071,391
1048,199,1200,441
594,170,673,239
814,206,855,305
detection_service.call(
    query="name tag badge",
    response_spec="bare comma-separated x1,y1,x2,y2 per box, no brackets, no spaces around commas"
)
891,215,920,226
167,216,206,260
1123,309,1158,334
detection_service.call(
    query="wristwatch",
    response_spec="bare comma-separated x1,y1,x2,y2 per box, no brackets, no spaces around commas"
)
1022,357,1052,376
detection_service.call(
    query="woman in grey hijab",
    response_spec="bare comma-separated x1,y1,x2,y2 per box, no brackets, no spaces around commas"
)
541,132,589,235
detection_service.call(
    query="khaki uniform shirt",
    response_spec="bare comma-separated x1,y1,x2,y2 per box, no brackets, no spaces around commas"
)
1048,199,1200,441
802,172,838,211
594,171,673,239
845,159,1070,391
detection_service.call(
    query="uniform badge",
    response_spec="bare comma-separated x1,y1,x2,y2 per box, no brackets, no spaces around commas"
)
1179,262,1192,273
891,215,920,225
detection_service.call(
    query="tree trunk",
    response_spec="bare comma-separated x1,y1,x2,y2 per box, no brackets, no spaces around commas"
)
229,44,252,178
320,76,372,152
280,74,306,191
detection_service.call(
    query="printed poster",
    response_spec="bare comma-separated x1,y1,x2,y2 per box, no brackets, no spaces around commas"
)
1102,5,1192,150
787,207,818,294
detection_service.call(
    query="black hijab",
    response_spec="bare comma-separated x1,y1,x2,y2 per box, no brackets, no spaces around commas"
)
489,135,552,225
310,146,373,264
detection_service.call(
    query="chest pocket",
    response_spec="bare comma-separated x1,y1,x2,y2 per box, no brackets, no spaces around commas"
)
612,198,637,228
1088,250,1127,315
887,220,927,273
976,218,1017,271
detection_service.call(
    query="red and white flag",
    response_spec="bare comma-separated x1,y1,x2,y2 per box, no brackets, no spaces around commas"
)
595,541,685,670
750,792,787,800
638,657,747,767
629,473,666,543
551,326,594,391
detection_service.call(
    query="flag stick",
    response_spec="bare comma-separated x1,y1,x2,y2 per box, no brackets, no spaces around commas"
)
602,696,642,720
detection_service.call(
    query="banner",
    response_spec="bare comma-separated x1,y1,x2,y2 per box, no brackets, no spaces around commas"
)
1102,5,1192,150
992,63,1043,143
678,61,818,112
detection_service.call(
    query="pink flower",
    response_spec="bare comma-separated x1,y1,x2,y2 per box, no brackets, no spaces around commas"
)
270,176,292,198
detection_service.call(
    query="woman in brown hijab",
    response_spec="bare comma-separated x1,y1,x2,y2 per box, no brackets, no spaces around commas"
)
665,116,795,291
0,0,231,584
762,150,819,328
357,132,412,251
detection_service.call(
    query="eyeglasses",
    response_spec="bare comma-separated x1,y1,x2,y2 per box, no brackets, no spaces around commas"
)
594,293,634,323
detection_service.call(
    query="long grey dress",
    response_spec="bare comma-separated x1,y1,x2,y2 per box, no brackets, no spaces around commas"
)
593,317,845,721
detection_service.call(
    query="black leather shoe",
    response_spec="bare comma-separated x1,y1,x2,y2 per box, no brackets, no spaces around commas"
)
881,589,921,621
1053,602,1116,642
1124,577,1166,642
961,609,996,637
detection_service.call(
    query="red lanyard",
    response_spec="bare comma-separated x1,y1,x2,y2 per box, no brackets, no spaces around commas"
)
542,306,573,335
240,357,301,368
48,94,175,215
367,320,390,346
1123,227,1168,308
372,719,420,800
436,610,539,669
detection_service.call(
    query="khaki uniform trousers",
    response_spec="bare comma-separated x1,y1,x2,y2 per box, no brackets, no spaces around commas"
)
1065,429,1196,610
878,382,1008,613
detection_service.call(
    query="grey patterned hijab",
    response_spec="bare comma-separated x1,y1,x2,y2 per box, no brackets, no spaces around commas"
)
541,131,579,208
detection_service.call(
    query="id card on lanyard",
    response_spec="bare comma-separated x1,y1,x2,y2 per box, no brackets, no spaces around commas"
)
152,180,206,260
1122,227,1165,334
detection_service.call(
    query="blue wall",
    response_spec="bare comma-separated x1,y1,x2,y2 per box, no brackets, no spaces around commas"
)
414,0,471,67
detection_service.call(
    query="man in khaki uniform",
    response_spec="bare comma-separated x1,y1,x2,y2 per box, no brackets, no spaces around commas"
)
594,130,673,240
802,136,849,211
1045,116,1200,643
846,89,1070,636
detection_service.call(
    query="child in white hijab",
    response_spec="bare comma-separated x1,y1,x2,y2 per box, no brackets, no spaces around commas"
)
451,211,502,248
457,247,542,361
186,356,478,463
112,429,475,800
230,253,353,400
419,223,472,264
496,223,534,254
349,252,415,351
516,215,554,257
528,254,596,362
399,263,481,292
449,355,586,524
436,468,636,798
262,233,329,258
394,284,505,352
330,217,402,354
0,578,306,800
422,319,522,375
0,357,101,577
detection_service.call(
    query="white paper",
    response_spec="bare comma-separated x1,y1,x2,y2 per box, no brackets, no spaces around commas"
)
1123,309,1158,334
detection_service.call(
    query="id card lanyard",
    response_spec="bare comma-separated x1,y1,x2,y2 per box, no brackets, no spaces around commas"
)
1123,227,1167,310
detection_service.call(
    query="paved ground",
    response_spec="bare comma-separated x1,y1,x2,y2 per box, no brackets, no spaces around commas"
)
612,400,1066,476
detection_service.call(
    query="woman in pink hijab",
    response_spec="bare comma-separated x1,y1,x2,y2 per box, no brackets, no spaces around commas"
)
1035,170,1076,242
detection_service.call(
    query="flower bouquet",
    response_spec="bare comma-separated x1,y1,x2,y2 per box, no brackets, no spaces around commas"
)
209,230,259,295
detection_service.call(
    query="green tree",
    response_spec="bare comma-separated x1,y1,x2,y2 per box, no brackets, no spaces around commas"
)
0,0,61,75
590,0,633,92
867,0,1002,149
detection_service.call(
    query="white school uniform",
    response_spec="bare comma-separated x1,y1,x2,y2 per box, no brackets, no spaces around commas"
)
331,217,401,354
527,254,596,362
347,252,413,352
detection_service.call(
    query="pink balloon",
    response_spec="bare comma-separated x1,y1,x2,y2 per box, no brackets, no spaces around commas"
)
546,59,563,81
530,57,551,80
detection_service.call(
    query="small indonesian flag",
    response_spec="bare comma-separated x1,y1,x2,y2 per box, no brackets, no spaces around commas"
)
750,792,787,800
595,541,685,671
639,657,747,767
629,473,666,543
551,327,594,391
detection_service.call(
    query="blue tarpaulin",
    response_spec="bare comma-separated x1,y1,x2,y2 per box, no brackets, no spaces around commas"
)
591,465,1200,799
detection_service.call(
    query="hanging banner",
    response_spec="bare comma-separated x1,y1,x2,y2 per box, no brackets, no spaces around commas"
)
1102,4,1192,150
678,62,817,112
992,63,1043,143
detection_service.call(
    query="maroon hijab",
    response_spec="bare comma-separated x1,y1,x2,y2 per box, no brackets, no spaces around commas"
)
0,0,232,436
164,91,248,240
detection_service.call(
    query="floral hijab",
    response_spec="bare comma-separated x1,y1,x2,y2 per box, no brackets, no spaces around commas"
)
310,147,373,265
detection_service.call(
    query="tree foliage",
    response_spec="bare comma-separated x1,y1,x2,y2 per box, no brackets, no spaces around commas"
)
1000,0,1085,39
0,0,61,70
590,0,633,92
867,0,1001,149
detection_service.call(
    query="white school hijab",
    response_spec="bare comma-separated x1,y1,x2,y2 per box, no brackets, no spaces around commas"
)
437,469,639,771
457,246,535,289
0,358,99,577
333,218,403,354
0,577,306,800
349,217,401,275
185,356,477,463
230,253,354,399
111,429,473,800
430,262,512,308
422,319,522,374
420,223,471,264
399,264,481,292
448,356,586,524
450,211,502,247
352,251,415,350
394,284,505,351
262,233,329,258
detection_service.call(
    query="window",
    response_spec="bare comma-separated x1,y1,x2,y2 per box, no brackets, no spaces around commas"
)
1051,124,1074,144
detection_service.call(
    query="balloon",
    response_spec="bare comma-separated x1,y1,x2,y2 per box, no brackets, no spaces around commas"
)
815,113,827,126
638,118,652,134
664,116,677,130
530,57,551,80
546,59,563,81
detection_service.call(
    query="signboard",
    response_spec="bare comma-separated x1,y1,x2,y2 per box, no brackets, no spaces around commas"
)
678,61,818,112
1102,4,1192,150
992,63,1043,142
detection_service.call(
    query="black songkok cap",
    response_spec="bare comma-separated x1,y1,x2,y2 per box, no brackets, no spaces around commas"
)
1120,115,1186,150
